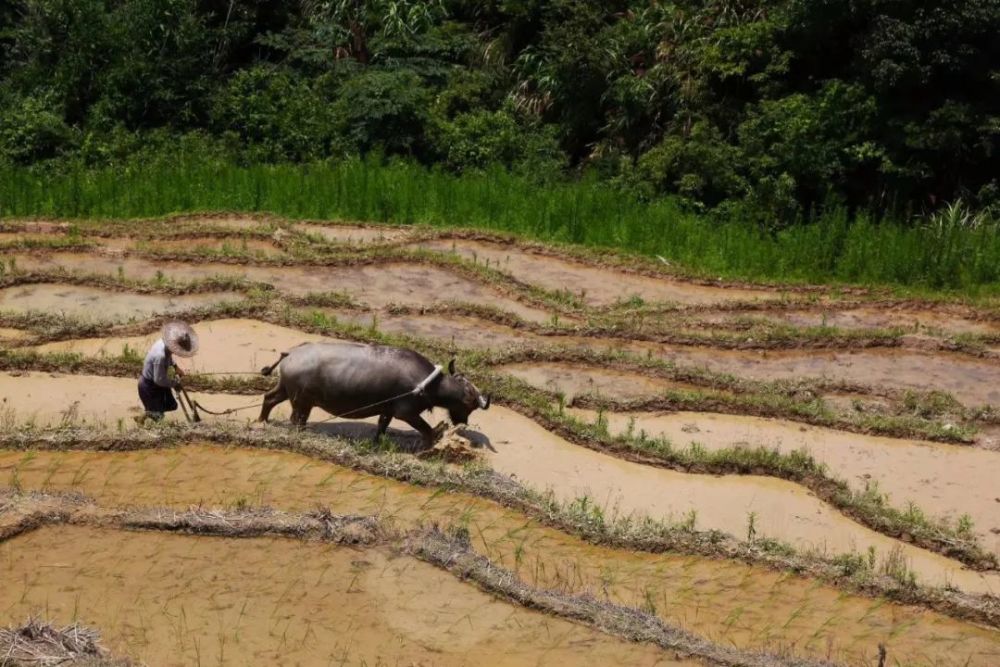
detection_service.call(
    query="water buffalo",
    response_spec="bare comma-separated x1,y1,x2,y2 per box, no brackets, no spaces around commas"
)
257,341,490,448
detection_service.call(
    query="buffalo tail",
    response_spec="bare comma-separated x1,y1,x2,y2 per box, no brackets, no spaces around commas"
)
260,352,289,377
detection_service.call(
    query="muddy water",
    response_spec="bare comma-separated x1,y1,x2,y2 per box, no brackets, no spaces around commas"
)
501,362,690,400
1,367,996,597
0,526,681,667
0,283,242,323
1,447,998,664
296,223,409,244
8,253,553,322
569,409,1000,555
460,406,1000,595
33,319,332,375
0,372,292,427
415,239,780,306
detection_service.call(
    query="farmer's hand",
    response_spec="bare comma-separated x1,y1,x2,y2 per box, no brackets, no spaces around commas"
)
174,366,186,378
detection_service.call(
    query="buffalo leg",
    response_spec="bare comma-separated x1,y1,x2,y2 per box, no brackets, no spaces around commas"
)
375,413,392,442
257,383,288,422
290,400,312,427
400,414,446,450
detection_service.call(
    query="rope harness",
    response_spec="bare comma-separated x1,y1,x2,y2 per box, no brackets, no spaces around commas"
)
179,365,444,423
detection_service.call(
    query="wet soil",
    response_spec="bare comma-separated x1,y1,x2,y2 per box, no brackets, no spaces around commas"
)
1,445,998,664
296,223,410,244
696,307,1000,336
33,318,332,375
503,344,1000,408
0,283,242,323
8,253,553,322
569,408,1000,555
135,237,284,256
415,239,781,307
500,362,696,400
0,526,682,666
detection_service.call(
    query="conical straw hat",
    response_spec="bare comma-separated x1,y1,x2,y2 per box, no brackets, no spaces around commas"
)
161,321,199,358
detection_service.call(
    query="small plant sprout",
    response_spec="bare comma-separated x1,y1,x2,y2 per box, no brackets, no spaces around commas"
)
746,511,758,542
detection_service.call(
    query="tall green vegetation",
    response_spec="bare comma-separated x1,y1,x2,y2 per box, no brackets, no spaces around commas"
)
0,0,998,288
1,0,998,220
4,157,999,292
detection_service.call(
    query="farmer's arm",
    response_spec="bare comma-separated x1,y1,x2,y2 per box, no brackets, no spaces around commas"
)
151,354,179,388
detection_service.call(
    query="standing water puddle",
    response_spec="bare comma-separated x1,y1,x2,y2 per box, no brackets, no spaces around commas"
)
1,445,998,664
0,526,682,667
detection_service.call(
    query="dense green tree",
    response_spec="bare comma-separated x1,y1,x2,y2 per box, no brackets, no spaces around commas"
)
0,0,996,221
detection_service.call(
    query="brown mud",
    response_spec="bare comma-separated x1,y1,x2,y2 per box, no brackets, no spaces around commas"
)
1,446,998,665
0,525,683,667
7,253,553,322
502,361,691,400
415,239,781,307
0,283,242,323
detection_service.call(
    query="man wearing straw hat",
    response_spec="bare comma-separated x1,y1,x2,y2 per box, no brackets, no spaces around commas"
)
135,321,199,424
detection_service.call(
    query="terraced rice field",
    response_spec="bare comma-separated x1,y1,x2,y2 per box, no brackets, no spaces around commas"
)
1,214,999,666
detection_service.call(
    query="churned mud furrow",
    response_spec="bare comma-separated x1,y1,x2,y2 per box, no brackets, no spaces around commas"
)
413,239,782,306
0,283,243,323
5,252,554,322
568,409,1000,557
0,525,689,667
0,369,995,597
1,449,999,665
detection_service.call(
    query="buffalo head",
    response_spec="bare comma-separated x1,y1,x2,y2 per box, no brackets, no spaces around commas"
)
444,358,491,424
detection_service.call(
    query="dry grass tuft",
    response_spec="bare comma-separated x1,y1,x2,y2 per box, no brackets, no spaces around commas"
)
0,618,129,666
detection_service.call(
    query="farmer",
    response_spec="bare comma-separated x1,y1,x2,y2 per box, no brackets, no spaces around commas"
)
135,321,199,424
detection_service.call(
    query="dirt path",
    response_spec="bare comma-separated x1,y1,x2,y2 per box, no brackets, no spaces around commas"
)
0,525,682,667
0,283,241,322
414,239,781,306
570,408,1000,555
1,445,998,664
8,253,553,322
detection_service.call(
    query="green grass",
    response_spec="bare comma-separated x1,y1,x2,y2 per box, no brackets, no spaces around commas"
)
3,156,1000,294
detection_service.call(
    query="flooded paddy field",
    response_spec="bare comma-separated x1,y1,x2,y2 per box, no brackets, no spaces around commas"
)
2,218,1000,665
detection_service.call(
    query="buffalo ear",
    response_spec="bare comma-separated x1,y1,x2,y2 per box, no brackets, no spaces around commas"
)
448,358,456,375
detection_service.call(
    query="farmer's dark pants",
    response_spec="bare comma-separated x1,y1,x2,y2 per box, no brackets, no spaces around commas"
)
138,376,178,418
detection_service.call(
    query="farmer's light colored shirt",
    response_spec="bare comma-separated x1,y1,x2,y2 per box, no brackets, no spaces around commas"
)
141,339,174,388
